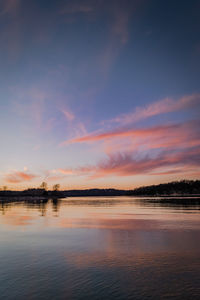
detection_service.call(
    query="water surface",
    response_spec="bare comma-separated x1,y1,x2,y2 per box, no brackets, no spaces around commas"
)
0,196,200,299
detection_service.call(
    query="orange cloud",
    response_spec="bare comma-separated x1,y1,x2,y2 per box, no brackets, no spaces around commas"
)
5,171,37,183
57,169,74,175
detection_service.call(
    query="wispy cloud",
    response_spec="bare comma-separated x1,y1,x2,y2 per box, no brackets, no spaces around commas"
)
59,0,141,85
58,90,200,182
5,171,37,183
12,87,58,133
0,0,20,16
111,1,133,45
97,0,138,77
91,146,200,178
55,145,200,179
57,115,200,180
62,120,200,149
60,2,94,15
108,93,200,125
61,108,75,122
60,93,200,147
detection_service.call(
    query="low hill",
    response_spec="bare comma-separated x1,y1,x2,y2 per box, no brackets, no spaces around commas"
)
129,180,200,196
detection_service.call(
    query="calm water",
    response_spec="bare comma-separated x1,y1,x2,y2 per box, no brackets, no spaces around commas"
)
0,197,200,300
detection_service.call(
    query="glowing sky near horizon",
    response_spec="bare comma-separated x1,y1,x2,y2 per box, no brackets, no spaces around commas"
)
0,0,200,190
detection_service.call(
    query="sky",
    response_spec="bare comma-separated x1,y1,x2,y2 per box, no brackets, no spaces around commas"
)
0,0,200,190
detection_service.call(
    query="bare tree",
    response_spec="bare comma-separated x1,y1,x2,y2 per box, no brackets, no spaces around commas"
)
40,182,48,190
53,184,60,191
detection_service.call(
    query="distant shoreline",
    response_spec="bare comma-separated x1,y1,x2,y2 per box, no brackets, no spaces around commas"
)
0,180,200,200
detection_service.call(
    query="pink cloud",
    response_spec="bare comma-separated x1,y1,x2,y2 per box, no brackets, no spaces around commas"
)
61,109,75,122
5,171,38,183
91,147,200,178
62,120,200,150
109,94,200,125
60,93,200,147
57,117,200,180
60,145,200,179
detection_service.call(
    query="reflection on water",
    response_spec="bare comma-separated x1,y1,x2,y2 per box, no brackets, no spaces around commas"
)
0,197,200,300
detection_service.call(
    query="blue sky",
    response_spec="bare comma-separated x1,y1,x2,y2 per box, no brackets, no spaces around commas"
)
0,0,200,190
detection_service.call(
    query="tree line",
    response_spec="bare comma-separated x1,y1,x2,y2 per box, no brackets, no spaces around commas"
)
128,180,200,196
0,180,200,197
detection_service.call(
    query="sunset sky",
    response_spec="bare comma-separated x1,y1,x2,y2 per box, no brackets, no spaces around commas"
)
0,0,200,190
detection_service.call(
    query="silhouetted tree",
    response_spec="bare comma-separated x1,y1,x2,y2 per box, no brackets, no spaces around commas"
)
53,184,60,191
40,182,48,190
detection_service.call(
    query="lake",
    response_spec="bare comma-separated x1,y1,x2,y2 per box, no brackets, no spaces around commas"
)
0,196,200,300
